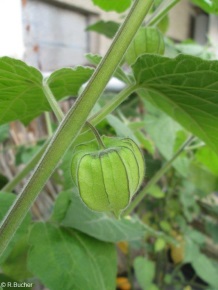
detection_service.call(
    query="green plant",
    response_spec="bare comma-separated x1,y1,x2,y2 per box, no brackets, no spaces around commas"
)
0,0,218,289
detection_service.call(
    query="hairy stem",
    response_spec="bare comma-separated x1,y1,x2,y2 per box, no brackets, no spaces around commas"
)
45,112,53,137
42,81,65,122
89,84,138,126
86,122,105,149
123,135,194,216
0,0,154,256
146,0,180,27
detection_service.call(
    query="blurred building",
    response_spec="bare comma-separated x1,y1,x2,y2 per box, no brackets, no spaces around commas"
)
0,0,218,70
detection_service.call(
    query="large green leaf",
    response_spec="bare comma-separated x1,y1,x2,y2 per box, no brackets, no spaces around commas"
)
0,57,93,124
28,223,117,290
92,0,131,13
133,54,218,155
52,191,150,243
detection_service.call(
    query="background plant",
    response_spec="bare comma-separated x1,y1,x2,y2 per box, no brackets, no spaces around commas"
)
0,0,218,289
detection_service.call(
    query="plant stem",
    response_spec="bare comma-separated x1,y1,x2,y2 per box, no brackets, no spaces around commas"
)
0,0,154,257
45,112,53,137
89,84,138,126
146,0,180,27
123,135,194,216
42,80,64,122
85,122,105,149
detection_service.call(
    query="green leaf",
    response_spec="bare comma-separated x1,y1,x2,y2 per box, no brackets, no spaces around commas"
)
126,28,165,65
206,221,218,243
134,54,218,155
1,234,33,281
175,43,214,60
188,162,218,194
107,115,138,142
196,146,218,176
134,130,155,155
134,257,155,290
186,228,206,245
147,185,165,199
52,191,148,242
0,57,93,124
87,20,120,38
47,66,93,101
28,223,117,290
92,0,132,13
154,238,166,252
0,57,42,124
192,253,218,287
143,102,190,177
191,0,218,14
0,192,31,264
15,143,44,166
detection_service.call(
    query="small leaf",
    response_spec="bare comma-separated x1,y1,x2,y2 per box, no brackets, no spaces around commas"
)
134,257,155,290
47,66,94,101
92,0,132,13
134,54,218,156
87,20,120,38
147,185,165,199
28,223,117,290
154,238,166,252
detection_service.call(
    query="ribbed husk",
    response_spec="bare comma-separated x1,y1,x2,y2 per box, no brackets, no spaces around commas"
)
71,136,145,217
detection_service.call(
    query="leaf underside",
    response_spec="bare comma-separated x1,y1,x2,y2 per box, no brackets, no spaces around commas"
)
133,54,218,155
